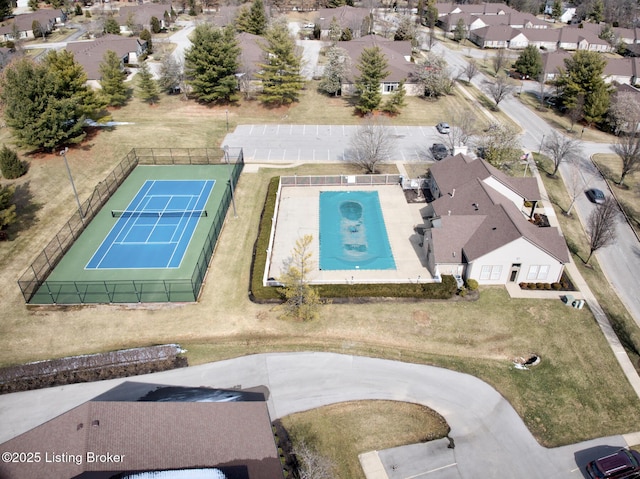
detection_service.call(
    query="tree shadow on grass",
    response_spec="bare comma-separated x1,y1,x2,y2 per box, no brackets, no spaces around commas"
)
4,181,43,240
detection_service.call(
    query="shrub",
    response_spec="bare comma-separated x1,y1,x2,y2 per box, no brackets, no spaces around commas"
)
528,283,537,289
552,282,561,290
544,283,551,290
519,282,527,289
536,282,545,289
466,278,479,290
0,145,27,179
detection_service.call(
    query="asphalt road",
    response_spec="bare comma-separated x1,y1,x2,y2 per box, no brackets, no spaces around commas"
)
0,352,625,478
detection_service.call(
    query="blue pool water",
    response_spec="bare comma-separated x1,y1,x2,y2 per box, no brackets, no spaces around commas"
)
319,191,396,270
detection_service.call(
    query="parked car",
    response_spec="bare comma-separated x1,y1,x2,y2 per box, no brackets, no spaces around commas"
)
586,188,605,205
431,143,450,161
436,122,450,134
586,448,640,479
303,23,315,28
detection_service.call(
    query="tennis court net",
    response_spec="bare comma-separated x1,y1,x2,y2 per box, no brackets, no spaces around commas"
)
111,210,208,218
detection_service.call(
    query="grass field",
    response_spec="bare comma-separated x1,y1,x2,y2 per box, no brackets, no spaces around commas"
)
281,400,450,479
1,82,639,451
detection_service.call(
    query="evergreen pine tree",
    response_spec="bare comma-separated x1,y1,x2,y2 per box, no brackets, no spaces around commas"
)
354,46,389,115
137,62,159,104
328,17,341,43
0,145,27,179
257,20,304,106
99,50,129,106
104,16,120,34
0,0,12,19
0,184,17,233
246,0,267,35
235,5,250,33
0,56,90,150
382,80,406,115
150,16,161,34
140,28,153,54
184,24,240,103
513,45,542,79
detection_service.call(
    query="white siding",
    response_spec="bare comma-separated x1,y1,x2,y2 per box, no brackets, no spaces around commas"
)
466,237,564,285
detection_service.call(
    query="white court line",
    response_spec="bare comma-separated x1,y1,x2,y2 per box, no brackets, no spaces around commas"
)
303,125,306,135
262,125,267,135
297,149,301,161
419,126,427,137
401,151,406,161
289,125,293,135
165,181,211,268
249,125,254,135
277,125,281,134
282,149,287,161
267,149,272,161
404,462,457,479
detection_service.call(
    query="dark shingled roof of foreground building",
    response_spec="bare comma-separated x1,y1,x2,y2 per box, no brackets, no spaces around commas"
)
0,386,283,479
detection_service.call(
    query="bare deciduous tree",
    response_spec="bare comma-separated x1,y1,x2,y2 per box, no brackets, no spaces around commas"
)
444,112,476,152
294,440,335,479
586,196,618,264
542,130,582,177
485,74,515,109
567,93,584,132
475,122,520,167
492,48,508,74
611,133,640,186
608,90,640,135
464,59,479,83
346,116,395,174
563,157,595,215
279,235,321,321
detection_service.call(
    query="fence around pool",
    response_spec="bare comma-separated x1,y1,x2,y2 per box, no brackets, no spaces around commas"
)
18,148,244,304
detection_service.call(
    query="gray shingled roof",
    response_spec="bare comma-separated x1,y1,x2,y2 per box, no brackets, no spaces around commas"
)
0,401,282,479
338,35,414,83
429,154,569,264
66,35,143,80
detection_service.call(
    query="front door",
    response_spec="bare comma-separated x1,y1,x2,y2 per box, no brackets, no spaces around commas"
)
509,263,521,282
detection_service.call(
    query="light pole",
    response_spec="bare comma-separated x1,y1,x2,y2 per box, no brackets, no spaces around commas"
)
538,134,545,154
223,145,237,218
60,147,84,223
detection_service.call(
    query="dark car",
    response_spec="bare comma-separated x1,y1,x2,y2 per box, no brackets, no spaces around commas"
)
436,122,450,134
586,188,606,204
431,143,450,160
586,448,640,479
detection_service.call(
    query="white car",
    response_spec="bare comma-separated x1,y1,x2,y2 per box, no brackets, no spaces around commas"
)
303,23,315,28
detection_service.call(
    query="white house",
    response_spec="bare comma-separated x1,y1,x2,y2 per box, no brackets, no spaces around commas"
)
422,154,569,285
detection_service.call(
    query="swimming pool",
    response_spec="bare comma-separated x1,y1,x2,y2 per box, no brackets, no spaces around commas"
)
319,191,396,270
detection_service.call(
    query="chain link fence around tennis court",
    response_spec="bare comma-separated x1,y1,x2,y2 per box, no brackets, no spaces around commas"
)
18,148,243,304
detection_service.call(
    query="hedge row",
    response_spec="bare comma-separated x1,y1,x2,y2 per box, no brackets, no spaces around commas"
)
249,177,458,302
0,345,187,394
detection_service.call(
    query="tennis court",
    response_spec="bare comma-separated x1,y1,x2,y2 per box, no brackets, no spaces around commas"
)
86,180,215,269
25,160,241,304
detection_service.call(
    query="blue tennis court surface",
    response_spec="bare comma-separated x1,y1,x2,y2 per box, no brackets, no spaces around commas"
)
86,180,215,269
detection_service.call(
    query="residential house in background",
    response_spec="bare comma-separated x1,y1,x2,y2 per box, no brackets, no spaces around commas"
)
422,154,569,285
469,25,529,49
117,3,173,33
0,9,66,41
338,35,419,96
313,6,371,39
66,34,147,87
543,0,576,23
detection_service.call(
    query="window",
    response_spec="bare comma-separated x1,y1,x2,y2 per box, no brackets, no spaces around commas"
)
480,265,502,280
527,265,549,281
382,82,399,93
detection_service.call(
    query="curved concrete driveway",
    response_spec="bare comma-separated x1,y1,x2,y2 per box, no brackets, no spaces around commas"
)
0,353,625,478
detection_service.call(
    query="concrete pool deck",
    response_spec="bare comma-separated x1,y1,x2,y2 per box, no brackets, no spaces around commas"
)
268,185,433,284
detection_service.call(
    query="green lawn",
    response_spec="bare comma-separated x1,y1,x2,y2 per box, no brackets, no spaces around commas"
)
0,84,639,454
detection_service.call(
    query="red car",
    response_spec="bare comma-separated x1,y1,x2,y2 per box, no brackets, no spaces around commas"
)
586,449,640,479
